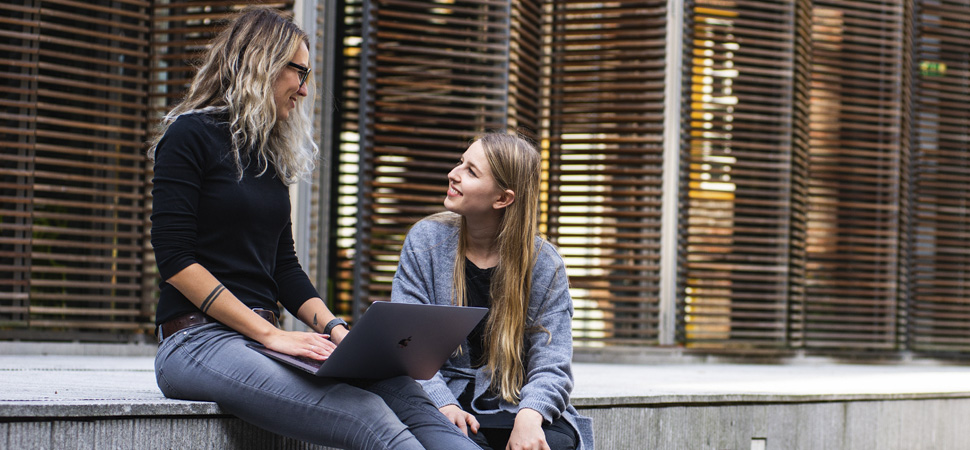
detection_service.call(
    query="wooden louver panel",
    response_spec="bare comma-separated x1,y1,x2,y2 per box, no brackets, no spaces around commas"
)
911,0,970,353
331,0,365,319
804,0,904,350
544,0,667,346
509,0,543,135
682,0,800,349
354,0,516,314
0,0,152,339
0,0,37,330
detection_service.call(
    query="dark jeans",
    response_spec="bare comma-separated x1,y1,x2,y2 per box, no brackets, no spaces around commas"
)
155,322,479,450
466,416,578,450
459,383,578,450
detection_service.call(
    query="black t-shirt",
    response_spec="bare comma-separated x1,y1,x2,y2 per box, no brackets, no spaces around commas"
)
465,258,494,368
150,111,318,325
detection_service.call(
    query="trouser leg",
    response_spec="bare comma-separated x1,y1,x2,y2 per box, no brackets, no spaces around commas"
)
155,323,422,450
362,376,481,450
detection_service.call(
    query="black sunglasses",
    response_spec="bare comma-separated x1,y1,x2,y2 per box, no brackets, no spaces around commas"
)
287,62,311,87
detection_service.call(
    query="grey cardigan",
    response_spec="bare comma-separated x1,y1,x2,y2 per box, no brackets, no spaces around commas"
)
390,213,594,449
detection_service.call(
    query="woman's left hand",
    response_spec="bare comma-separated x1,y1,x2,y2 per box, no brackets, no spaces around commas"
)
507,408,550,450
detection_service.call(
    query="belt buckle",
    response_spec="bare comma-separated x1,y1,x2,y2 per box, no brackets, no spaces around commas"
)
252,308,279,327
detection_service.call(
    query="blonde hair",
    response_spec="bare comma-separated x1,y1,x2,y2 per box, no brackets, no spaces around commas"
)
147,7,317,184
451,132,542,403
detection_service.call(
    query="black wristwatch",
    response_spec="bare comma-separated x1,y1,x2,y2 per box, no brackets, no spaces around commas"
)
324,317,348,335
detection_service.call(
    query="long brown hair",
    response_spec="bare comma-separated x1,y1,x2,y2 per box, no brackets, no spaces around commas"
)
451,132,542,403
147,7,316,184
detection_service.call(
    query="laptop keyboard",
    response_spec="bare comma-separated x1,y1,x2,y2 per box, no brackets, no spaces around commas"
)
296,355,325,369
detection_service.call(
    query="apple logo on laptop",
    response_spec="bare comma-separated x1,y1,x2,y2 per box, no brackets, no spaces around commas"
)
398,336,412,348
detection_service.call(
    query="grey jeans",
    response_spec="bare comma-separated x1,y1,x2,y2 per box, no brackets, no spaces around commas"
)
155,322,479,450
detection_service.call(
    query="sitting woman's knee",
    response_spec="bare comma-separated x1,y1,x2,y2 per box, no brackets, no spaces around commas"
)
544,427,578,450
371,375,426,396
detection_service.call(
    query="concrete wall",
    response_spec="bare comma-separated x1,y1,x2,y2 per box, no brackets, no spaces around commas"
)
5,398,969,449
2,416,337,450
579,398,970,450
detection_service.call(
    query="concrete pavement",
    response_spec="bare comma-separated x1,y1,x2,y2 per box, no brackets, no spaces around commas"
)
5,350,970,413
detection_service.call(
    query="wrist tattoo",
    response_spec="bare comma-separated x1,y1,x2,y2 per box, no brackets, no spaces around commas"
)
200,284,225,313
313,313,318,326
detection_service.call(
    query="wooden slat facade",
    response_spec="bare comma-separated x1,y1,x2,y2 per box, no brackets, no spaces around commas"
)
804,0,906,351
0,0,37,328
1,0,153,340
682,0,802,349
328,0,365,320
543,0,667,346
5,0,970,357
911,0,970,353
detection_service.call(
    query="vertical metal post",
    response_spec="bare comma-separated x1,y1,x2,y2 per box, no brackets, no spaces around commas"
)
288,0,321,331
659,0,684,346
352,0,376,321
314,0,339,317
291,0,314,271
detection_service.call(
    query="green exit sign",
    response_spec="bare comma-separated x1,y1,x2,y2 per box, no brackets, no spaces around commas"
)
920,61,947,77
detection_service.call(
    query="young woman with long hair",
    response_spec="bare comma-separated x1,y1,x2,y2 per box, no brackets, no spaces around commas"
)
149,7,478,449
391,133,594,450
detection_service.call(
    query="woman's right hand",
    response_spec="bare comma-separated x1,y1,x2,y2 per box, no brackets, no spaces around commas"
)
263,329,336,361
439,404,480,436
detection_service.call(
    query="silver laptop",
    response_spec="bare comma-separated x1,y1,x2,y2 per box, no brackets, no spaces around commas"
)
248,302,487,380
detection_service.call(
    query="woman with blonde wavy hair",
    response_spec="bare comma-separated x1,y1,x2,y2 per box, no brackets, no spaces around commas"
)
149,7,478,449
391,132,594,450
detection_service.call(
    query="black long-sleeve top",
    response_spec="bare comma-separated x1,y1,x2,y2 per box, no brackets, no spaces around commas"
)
150,111,318,326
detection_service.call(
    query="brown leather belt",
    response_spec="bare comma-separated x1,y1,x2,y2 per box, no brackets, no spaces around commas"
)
157,308,278,341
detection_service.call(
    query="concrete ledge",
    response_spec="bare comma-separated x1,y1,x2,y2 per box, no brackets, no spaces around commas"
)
0,354,334,449
3,416,336,450
5,353,970,449
0,400,219,419
0,341,158,357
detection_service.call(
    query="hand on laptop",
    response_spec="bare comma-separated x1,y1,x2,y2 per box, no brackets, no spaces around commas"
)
264,330,336,361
